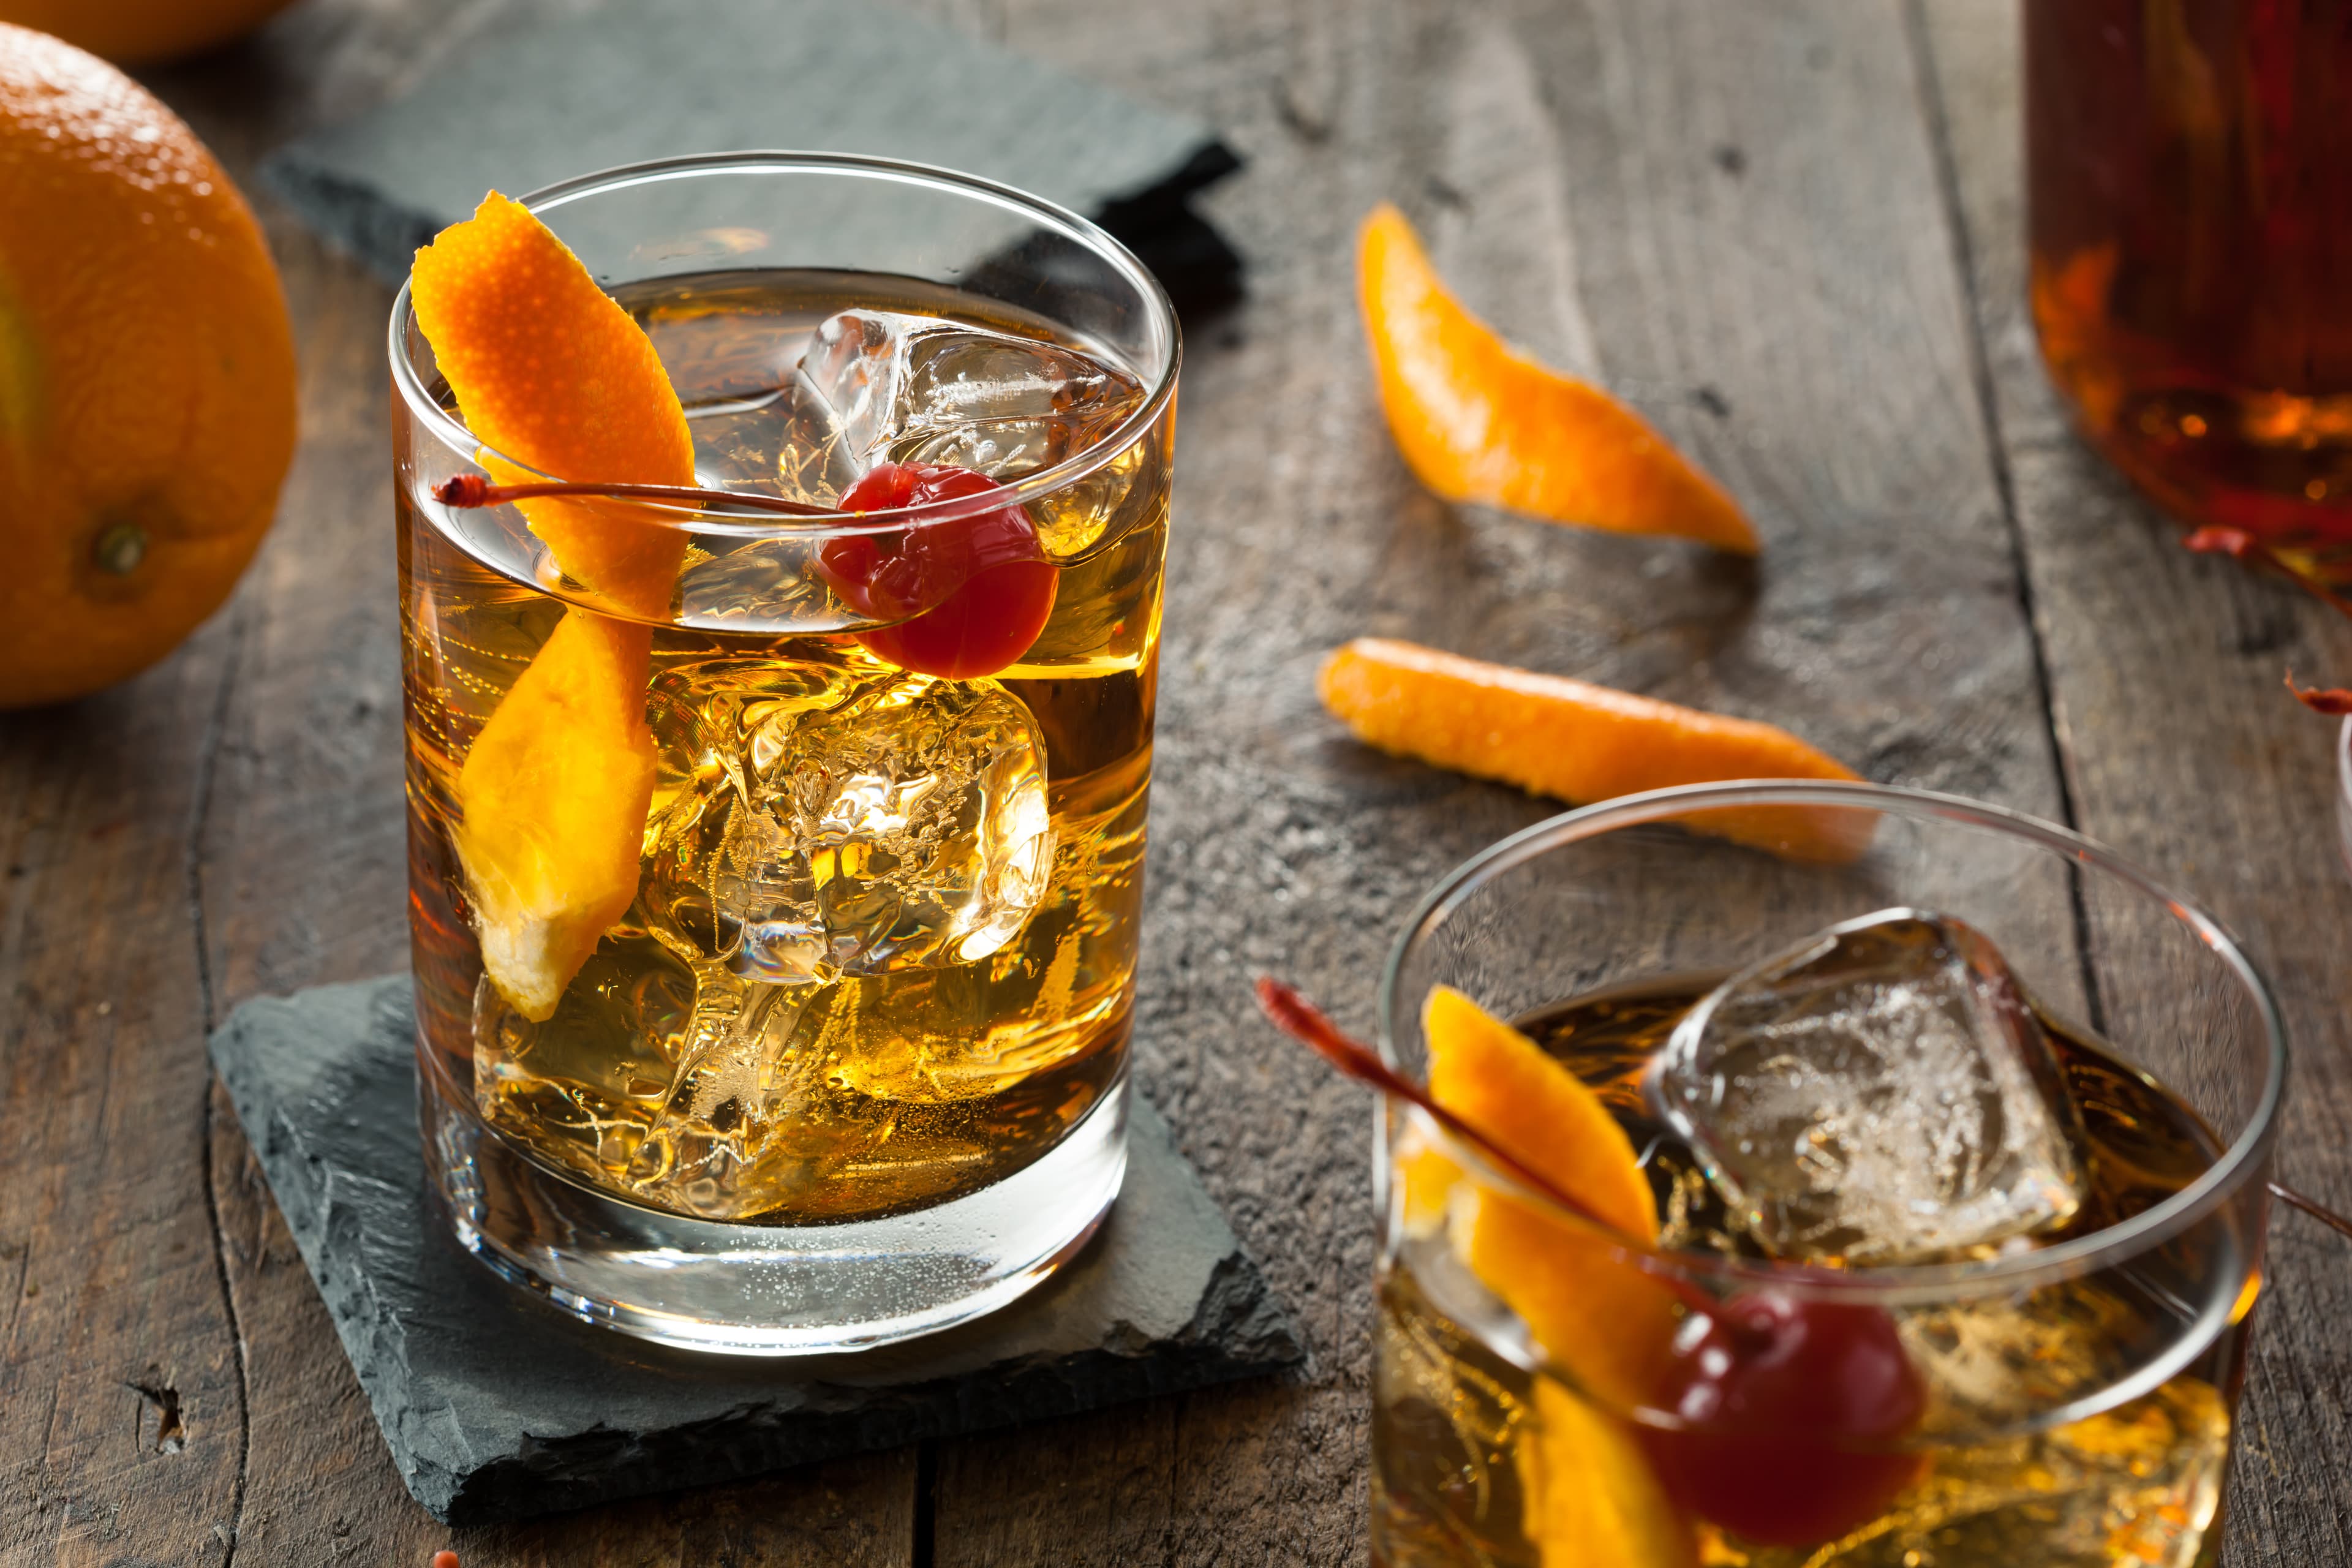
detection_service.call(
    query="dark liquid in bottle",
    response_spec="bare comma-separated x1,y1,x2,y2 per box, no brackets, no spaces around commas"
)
2026,0,2352,574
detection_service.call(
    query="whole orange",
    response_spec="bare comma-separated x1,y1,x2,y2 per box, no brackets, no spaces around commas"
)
0,24,296,709
0,0,301,66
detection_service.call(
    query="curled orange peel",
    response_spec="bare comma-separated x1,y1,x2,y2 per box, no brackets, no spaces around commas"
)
409,193,696,1020
410,192,696,619
1409,986,1696,1567
1357,202,1756,555
1318,638,1869,862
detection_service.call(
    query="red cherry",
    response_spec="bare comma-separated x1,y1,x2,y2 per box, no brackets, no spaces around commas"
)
1638,1293,1928,1547
820,462,1057,679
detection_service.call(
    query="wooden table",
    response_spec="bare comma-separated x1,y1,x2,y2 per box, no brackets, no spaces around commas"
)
7,1,2351,1562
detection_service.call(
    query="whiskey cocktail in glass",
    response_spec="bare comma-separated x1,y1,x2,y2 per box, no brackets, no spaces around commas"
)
391,154,1177,1353
1369,783,2280,1566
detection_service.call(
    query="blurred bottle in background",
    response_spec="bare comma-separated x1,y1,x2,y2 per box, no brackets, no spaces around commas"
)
2028,0,2352,578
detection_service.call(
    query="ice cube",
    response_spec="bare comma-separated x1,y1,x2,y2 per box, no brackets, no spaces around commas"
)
1650,910,2084,1265
639,651,1054,986
619,963,831,1216
600,649,1055,1216
794,309,1148,556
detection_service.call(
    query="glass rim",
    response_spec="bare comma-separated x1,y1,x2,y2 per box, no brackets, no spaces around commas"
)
385,149,1183,540
2337,715,2351,856
1376,778,2288,1305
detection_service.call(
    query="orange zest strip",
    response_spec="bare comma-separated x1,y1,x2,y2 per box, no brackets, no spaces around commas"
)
409,192,698,1021
1317,637,1869,862
1357,202,1757,555
1256,978,1685,1269
433,473,833,519
1416,985,1687,1413
1259,976,1697,1564
411,192,696,619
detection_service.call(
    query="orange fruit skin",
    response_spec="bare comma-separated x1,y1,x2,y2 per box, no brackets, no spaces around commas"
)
1421,985,1683,1411
0,1,303,67
1520,1381,1697,1568
1317,638,1870,862
410,192,695,619
409,193,696,1020
451,612,658,1023
1417,986,1697,1567
1357,203,1757,555
0,23,295,709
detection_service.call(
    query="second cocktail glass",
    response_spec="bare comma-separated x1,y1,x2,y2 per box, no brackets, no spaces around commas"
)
1370,783,2280,1567
391,154,1178,1354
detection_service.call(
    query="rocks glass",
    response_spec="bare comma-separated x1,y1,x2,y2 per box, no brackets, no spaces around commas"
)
391,154,1177,1354
1371,782,2280,1566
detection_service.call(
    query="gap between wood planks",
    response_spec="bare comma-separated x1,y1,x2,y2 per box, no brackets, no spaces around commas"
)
187,598,255,1568
913,1441,938,1568
1896,0,2109,1039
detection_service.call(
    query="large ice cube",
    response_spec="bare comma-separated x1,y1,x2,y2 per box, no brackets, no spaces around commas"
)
640,651,1054,987
1650,910,2084,1265
571,649,1055,1216
796,308,1146,481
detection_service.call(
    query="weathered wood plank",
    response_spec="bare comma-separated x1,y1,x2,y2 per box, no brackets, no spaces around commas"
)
924,0,2068,1559
0,579,244,1563
1910,2,2352,1560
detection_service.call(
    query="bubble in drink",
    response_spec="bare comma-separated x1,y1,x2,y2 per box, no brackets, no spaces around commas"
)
641,650,1055,987
1651,910,2084,1265
797,308,1147,480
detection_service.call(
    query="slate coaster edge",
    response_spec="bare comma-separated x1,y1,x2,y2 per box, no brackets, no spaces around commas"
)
208,978,1306,1526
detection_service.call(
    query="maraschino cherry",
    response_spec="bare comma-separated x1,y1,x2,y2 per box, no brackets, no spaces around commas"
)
1640,1291,1927,1545
821,462,1057,680
1253,977,1931,1551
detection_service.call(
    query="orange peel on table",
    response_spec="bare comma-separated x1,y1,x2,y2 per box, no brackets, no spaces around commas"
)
1357,203,1756,555
1317,637,1868,862
409,193,696,1021
1405,986,1695,1567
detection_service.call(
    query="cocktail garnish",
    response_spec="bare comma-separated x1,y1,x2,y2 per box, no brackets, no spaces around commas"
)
1316,637,1870,861
409,192,696,1020
436,462,1061,682
820,462,1058,679
1256,978,1643,1242
1357,202,1757,553
432,473,834,518
1637,1293,1928,1547
1258,976,1931,1552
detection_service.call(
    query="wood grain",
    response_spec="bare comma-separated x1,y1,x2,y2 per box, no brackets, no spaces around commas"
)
1912,3,2352,1559
0,633,245,1564
2,0,2346,1562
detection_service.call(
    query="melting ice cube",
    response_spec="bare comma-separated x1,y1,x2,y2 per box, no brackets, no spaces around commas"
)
1650,910,2084,1265
641,652,1054,987
795,308,1145,482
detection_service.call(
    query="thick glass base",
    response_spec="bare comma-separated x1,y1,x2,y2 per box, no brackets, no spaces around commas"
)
417,1044,1128,1356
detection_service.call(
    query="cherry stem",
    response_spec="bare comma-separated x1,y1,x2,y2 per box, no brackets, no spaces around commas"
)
1254,979,1625,1234
2270,1180,2352,1243
1255,976,1727,1315
431,472,838,518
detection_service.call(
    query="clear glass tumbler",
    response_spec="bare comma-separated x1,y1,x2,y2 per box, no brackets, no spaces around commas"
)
1371,782,2282,1566
391,154,1178,1354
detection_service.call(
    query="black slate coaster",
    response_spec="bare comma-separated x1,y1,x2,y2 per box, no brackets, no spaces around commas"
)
208,977,1303,1526
258,0,1244,312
